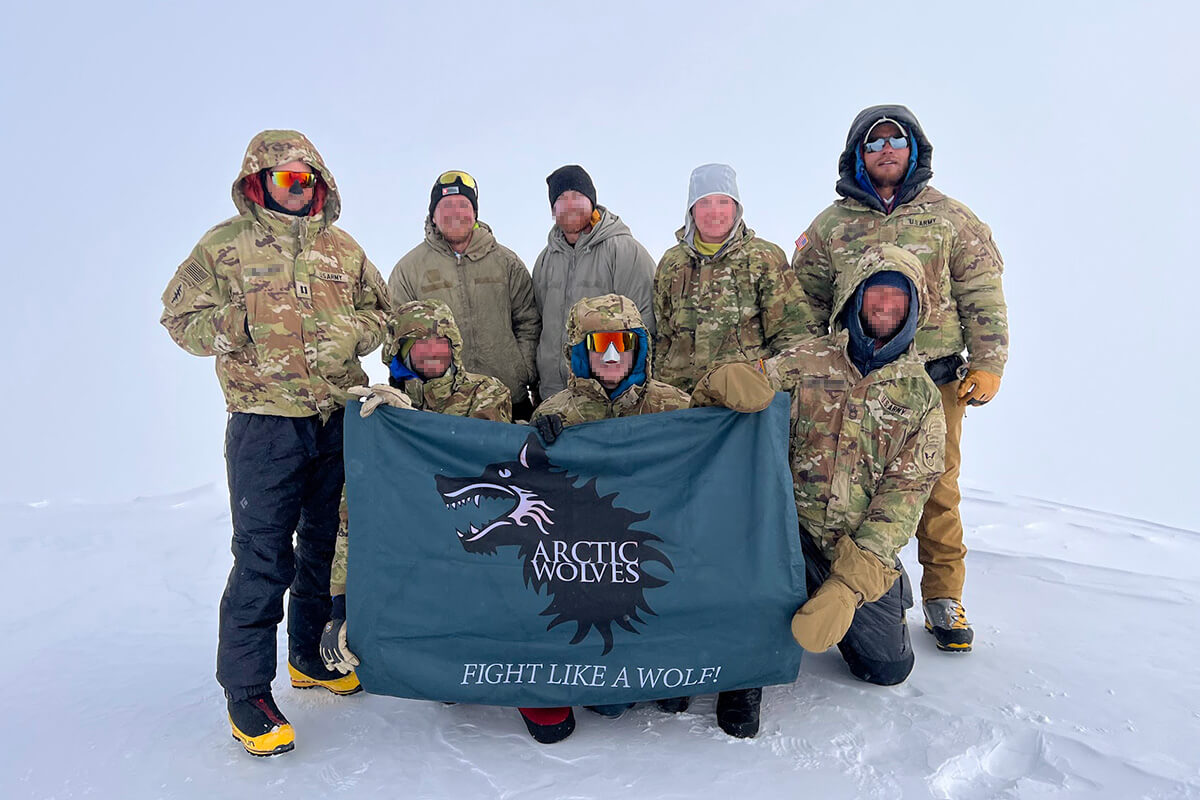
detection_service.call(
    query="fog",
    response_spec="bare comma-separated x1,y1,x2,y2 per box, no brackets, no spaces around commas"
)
2,0,1195,529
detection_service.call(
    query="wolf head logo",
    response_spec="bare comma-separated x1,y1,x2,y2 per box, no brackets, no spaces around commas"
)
434,433,672,655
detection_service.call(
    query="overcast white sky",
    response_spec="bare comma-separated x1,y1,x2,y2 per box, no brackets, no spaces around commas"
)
1,1,1196,530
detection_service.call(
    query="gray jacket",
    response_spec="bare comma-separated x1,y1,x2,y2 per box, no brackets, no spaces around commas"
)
532,206,656,398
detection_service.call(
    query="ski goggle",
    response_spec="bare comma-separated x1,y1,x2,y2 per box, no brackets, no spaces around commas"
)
437,170,478,191
585,331,637,353
268,170,318,189
863,136,909,153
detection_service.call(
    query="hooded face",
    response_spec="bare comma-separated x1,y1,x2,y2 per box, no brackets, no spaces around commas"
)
388,299,465,383
862,121,910,192
264,159,316,213
408,336,453,379
692,194,738,243
565,294,651,399
860,284,910,341
233,130,339,222
587,338,636,389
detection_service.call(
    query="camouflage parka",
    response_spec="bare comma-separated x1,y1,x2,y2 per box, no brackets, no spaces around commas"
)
654,221,812,393
385,299,513,421
389,219,540,400
160,130,391,418
532,294,688,425
767,244,947,567
791,104,1009,376
332,298,511,595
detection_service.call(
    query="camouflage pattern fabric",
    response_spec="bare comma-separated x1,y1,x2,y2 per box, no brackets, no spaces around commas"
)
389,219,540,400
792,186,1008,376
654,222,813,393
767,245,946,567
385,299,513,421
532,294,689,425
160,129,391,419
332,298,511,595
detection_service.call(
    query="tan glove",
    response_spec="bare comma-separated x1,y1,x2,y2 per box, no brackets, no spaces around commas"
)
957,369,1001,406
790,537,901,652
690,362,775,413
348,384,414,417
790,579,857,652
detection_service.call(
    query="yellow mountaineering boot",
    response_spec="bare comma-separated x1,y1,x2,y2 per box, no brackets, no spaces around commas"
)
287,660,362,696
228,692,295,757
923,598,975,652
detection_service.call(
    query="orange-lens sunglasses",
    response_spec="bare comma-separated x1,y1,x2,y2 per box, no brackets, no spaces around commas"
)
585,331,637,353
269,170,318,189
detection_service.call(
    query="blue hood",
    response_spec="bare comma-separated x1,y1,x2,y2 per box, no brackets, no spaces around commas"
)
569,327,651,400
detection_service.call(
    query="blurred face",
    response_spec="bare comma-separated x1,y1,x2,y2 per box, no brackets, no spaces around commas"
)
860,285,910,341
433,195,476,245
862,122,910,191
692,194,738,243
587,340,635,390
553,190,594,235
408,336,453,379
265,159,316,212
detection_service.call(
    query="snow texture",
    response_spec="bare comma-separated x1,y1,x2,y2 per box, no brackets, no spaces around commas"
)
4,486,1198,799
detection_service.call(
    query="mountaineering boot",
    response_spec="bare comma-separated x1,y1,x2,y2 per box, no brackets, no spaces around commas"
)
655,696,691,713
228,692,295,756
716,687,761,738
288,653,363,695
923,598,974,652
519,707,576,744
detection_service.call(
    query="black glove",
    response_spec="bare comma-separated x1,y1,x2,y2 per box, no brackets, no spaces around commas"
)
320,595,358,674
320,618,359,674
533,413,564,444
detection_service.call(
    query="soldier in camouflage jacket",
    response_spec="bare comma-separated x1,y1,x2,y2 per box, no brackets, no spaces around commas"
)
653,163,811,394
159,130,389,756
769,244,946,687
533,294,689,425
791,105,1008,650
324,299,510,686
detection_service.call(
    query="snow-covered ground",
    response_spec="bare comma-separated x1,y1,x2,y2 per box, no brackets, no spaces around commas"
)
4,485,1198,799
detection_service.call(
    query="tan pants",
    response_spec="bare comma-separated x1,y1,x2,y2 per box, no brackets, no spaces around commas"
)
916,381,967,601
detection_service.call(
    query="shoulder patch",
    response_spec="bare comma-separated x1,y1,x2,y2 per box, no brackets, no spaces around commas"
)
795,232,810,250
878,395,913,418
181,258,212,289
166,279,188,308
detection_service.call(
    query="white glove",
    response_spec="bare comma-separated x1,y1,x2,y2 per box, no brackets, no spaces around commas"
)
348,384,414,417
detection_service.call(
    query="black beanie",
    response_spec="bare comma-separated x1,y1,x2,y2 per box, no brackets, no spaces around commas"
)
546,164,597,209
429,172,478,217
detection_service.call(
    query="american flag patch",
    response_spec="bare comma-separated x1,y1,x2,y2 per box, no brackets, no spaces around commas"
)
182,259,210,287
442,186,460,196
795,232,810,251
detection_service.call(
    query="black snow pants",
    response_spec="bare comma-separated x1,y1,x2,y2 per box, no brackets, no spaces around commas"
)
801,530,914,686
217,409,344,701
